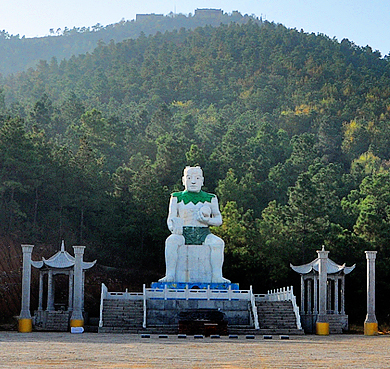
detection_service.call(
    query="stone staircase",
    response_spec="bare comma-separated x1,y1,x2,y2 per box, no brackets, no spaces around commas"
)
228,300,303,335
98,299,144,333
257,301,298,329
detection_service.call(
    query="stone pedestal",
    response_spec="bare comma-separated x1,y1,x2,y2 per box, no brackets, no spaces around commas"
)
176,244,212,283
153,243,236,289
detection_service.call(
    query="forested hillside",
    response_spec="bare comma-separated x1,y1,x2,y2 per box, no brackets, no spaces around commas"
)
1,20,390,325
0,10,259,76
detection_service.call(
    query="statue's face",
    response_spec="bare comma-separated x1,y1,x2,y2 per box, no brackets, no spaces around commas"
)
183,167,203,193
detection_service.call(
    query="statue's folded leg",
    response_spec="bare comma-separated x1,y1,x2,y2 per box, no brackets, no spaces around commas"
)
207,234,231,283
158,234,184,282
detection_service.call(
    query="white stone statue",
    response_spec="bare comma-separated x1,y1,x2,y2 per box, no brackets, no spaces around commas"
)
159,166,230,284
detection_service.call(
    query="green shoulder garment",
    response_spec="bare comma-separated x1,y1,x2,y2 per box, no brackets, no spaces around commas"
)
172,190,215,205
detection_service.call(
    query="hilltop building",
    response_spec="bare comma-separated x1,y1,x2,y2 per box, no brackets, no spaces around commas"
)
194,9,223,18
136,14,164,22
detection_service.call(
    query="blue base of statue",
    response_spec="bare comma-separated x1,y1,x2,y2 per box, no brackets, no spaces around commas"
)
151,282,239,290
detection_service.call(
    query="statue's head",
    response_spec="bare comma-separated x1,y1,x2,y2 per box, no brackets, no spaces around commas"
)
182,166,204,193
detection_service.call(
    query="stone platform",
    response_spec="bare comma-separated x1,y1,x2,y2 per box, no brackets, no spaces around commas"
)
151,281,239,290
98,284,304,335
176,244,212,282
147,299,250,326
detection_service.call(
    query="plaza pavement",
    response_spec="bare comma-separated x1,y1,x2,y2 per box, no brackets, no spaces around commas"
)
0,331,388,368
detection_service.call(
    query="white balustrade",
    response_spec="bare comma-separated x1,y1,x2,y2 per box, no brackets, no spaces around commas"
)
99,283,108,328
250,285,260,330
143,284,147,328
145,285,251,301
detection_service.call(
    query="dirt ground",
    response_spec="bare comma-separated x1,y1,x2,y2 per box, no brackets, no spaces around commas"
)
0,332,389,368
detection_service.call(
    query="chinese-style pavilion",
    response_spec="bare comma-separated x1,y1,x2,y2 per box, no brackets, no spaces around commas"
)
290,249,355,333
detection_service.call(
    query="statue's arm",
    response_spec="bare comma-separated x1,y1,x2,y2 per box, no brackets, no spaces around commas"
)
167,196,183,234
167,196,177,231
205,196,223,227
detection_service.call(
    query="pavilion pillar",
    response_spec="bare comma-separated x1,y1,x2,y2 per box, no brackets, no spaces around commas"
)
19,244,34,332
307,278,312,313
334,277,339,314
316,247,329,335
327,279,332,312
300,275,305,313
38,271,44,311
364,251,378,335
70,246,85,328
82,270,85,311
47,269,55,311
68,269,74,311
340,276,345,314
313,275,318,314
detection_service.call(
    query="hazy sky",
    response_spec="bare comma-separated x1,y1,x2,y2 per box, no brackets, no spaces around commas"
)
2,0,389,56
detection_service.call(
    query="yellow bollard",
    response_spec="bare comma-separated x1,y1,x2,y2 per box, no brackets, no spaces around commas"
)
18,318,32,333
70,319,84,328
316,322,329,335
364,322,378,336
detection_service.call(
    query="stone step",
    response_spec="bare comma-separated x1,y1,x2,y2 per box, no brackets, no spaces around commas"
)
103,309,143,313
258,320,297,324
84,325,99,333
257,308,295,311
257,303,293,306
103,316,143,322
260,312,295,314
257,311,295,315
228,327,304,335
99,327,141,333
99,326,179,334
258,316,296,319
258,316,296,320
103,320,143,328
103,304,142,306
103,307,143,310
103,305,143,309
103,320,142,323
102,316,144,320
103,302,143,307
143,326,179,334
102,312,144,316
258,314,295,317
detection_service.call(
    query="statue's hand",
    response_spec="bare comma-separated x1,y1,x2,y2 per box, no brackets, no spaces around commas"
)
170,217,183,235
197,205,211,224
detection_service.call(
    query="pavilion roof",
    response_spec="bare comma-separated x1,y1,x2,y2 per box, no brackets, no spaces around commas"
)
290,256,355,275
31,241,96,270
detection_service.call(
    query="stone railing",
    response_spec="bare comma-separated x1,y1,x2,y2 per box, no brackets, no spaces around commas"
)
266,286,302,330
103,289,144,300
142,284,147,328
99,283,107,328
145,285,251,301
249,285,260,330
